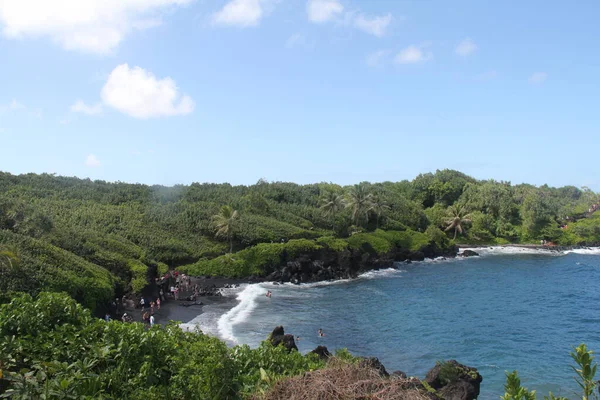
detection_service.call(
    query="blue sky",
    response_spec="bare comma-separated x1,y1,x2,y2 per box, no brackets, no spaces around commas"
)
0,0,599,189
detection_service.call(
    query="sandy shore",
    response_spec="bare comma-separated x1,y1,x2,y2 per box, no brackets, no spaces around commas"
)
123,276,252,326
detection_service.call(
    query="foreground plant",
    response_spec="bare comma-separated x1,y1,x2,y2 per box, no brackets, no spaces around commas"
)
502,343,597,400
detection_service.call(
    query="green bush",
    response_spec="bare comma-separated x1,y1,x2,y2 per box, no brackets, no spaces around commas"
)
316,236,349,252
0,292,326,400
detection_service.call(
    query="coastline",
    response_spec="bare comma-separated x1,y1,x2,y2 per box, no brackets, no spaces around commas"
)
457,243,600,252
154,244,600,339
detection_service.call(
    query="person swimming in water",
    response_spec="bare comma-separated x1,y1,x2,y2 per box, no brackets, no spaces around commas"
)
318,328,325,337
266,290,272,298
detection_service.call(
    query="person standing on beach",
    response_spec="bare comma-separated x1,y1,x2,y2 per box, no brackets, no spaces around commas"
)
149,314,155,327
156,298,161,310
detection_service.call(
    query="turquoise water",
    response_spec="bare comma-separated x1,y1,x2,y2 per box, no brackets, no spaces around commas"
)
215,249,600,399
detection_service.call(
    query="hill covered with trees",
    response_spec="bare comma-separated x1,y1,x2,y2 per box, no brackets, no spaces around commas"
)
1,170,599,311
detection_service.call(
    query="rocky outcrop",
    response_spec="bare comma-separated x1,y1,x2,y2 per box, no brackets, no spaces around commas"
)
268,326,298,352
265,327,482,400
391,370,408,379
461,250,479,257
310,346,332,360
265,242,457,285
358,357,389,377
425,360,482,400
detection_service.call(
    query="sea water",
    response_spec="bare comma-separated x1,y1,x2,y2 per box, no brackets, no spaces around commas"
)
187,248,600,399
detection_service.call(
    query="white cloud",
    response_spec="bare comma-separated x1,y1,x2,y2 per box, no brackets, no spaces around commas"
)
366,49,390,67
394,45,432,64
456,38,477,56
100,64,194,119
529,72,548,84
85,154,101,167
212,0,263,27
70,100,103,116
0,0,192,54
307,0,343,23
354,13,391,37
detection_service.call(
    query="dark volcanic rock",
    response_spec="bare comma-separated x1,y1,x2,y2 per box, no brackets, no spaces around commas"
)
425,360,482,400
358,357,389,377
268,326,298,352
261,241,458,285
439,380,481,400
461,250,479,257
391,370,408,379
310,346,332,360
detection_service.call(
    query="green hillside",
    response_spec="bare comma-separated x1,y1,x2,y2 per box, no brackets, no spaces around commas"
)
1,170,599,311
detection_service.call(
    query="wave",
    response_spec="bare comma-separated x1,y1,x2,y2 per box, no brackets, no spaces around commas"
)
460,245,600,257
358,268,403,279
217,283,266,343
563,248,600,255
461,246,558,257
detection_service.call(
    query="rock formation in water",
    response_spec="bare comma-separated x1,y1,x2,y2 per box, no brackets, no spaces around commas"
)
268,326,298,352
425,360,483,400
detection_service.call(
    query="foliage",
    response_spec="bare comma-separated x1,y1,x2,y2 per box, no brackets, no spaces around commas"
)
570,344,598,400
502,344,599,400
437,361,461,385
0,230,115,312
0,170,599,310
444,204,472,240
501,371,537,400
0,292,326,399
212,205,240,253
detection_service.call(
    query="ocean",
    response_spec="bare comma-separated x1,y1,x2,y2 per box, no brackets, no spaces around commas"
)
182,247,600,399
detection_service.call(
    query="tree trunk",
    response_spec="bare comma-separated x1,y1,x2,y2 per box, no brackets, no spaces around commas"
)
453,228,458,240
229,235,233,253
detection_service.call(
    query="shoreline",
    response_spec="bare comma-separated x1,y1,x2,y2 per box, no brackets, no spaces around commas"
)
151,244,600,328
458,243,600,251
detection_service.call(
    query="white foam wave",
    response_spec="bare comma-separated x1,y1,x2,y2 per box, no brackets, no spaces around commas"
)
460,246,558,257
217,283,265,343
358,268,402,279
563,248,600,255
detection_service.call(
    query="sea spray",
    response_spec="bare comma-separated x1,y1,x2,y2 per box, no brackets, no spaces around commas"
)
217,283,266,343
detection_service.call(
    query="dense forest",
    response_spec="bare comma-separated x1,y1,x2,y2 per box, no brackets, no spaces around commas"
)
1,169,599,311
2,170,600,399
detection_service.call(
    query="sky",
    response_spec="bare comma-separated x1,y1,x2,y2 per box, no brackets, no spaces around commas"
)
0,0,599,189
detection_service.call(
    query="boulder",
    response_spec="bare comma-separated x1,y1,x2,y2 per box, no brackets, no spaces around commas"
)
268,326,298,352
310,346,332,360
425,360,482,400
391,370,408,379
358,357,389,377
461,250,479,257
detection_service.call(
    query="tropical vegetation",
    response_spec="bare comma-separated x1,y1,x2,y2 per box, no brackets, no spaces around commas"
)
1,169,599,310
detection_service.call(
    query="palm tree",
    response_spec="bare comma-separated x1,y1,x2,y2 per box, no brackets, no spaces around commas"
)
320,191,346,228
346,184,374,227
371,197,390,229
0,247,19,283
211,205,239,253
0,247,18,269
444,204,472,239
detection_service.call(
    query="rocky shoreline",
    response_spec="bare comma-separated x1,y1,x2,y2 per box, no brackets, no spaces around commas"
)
183,243,600,296
268,325,483,400
262,242,458,284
